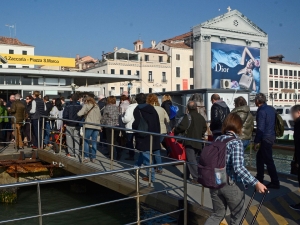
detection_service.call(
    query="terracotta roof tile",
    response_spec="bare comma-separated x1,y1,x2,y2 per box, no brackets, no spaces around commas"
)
163,42,191,49
164,32,192,42
0,36,33,47
136,48,167,54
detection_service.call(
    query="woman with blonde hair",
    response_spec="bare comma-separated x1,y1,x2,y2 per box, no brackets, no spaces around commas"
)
147,94,169,174
77,95,101,163
161,94,176,129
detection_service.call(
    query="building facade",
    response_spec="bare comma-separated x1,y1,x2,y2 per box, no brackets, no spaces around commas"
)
87,42,172,96
192,9,268,95
0,36,35,69
268,55,300,106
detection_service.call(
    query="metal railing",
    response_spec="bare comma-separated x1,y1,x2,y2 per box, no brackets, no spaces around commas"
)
0,161,187,225
0,116,32,149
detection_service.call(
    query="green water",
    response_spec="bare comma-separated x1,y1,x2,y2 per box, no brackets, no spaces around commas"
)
0,179,176,225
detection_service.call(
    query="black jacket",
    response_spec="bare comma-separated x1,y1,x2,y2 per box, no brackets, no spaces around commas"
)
161,100,172,117
63,101,83,126
32,97,46,120
294,118,300,164
98,99,106,115
174,110,207,150
210,100,230,135
132,104,161,151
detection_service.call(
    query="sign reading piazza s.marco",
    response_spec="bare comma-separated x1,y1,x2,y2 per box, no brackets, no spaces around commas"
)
0,53,75,67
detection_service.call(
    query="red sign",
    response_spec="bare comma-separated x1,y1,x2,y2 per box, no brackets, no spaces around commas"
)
183,79,188,90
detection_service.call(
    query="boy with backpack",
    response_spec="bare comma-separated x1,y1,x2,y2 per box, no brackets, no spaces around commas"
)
199,113,266,225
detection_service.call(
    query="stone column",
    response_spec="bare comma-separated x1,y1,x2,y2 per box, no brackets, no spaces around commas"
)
260,42,268,94
193,36,201,89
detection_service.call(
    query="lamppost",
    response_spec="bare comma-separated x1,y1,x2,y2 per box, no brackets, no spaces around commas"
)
294,93,297,105
128,81,133,97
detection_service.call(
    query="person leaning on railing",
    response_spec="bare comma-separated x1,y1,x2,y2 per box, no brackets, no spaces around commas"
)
204,113,267,225
78,95,101,163
230,96,254,150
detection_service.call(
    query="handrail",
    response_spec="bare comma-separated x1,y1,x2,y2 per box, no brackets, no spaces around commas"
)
0,160,188,225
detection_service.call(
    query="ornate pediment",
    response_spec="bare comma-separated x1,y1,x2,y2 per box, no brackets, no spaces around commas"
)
199,10,267,37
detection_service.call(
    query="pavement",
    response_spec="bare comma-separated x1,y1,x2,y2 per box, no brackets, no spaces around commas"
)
1,144,300,225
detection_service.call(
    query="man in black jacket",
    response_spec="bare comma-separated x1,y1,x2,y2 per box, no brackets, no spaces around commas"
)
132,93,161,183
175,101,207,184
210,94,230,140
63,94,82,157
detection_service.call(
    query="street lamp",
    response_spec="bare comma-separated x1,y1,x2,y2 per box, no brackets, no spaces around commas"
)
128,81,133,97
294,93,297,105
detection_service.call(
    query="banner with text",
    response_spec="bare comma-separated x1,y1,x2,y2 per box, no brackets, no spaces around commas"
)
211,43,260,93
0,54,75,67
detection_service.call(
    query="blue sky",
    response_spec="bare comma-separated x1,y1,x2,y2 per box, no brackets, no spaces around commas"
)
0,0,299,62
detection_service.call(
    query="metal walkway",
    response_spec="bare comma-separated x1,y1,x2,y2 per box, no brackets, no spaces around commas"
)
222,189,300,225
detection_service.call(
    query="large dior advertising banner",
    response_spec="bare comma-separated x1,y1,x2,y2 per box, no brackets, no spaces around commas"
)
211,42,260,93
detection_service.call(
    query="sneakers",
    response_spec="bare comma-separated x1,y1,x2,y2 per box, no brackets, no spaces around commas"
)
66,154,75,158
83,158,89,163
266,182,280,189
156,169,163,175
290,203,300,211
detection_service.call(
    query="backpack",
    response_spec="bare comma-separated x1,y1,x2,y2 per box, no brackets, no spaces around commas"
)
275,112,284,137
169,105,179,119
137,110,148,137
175,114,192,144
198,137,235,189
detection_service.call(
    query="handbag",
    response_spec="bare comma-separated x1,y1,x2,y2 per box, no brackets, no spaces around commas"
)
79,104,95,127
176,114,192,144
239,74,253,89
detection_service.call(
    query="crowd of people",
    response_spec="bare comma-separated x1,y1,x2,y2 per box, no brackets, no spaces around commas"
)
2,90,300,222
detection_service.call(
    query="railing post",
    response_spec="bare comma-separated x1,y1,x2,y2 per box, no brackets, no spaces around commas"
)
148,134,153,187
37,183,43,225
136,168,140,225
249,135,253,167
38,119,40,149
41,117,45,149
110,128,114,170
183,162,188,225
201,186,205,206
81,125,85,161
59,129,62,154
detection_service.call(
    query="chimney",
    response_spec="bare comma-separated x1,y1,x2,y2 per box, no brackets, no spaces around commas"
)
151,40,156,49
76,54,80,60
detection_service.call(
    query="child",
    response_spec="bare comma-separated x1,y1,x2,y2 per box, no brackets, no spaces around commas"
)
290,105,300,211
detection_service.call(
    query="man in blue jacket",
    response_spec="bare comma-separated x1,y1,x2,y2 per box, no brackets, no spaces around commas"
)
254,93,279,189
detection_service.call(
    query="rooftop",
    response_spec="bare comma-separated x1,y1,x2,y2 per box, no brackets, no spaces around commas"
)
136,48,167,54
268,55,300,66
161,31,192,49
0,36,33,47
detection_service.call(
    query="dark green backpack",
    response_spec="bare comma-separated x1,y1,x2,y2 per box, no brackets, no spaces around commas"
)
275,113,284,137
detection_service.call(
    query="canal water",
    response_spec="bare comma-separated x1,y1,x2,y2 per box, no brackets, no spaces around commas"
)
0,179,176,225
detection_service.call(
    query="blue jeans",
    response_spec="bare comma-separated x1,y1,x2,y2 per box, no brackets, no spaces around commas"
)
135,151,156,182
43,121,51,145
84,129,99,159
153,150,162,171
242,140,250,151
